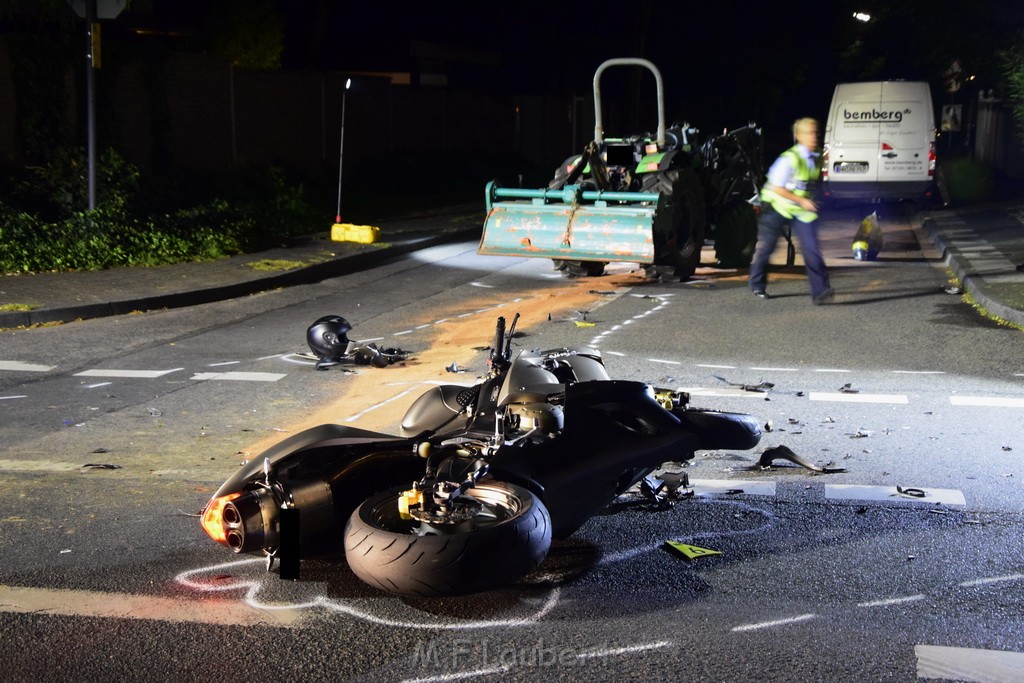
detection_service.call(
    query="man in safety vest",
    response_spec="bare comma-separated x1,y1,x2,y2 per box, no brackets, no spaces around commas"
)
748,117,834,304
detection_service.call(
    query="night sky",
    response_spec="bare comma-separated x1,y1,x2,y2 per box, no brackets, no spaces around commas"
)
116,0,1024,146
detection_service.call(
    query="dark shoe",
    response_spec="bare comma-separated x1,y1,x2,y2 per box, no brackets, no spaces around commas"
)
752,290,770,300
812,287,835,305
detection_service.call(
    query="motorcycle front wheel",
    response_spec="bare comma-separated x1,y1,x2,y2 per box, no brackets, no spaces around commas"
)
344,481,551,597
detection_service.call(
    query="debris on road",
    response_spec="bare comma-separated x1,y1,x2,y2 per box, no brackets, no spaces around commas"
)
664,540,722,561
713,375,775,392
754,445,847,473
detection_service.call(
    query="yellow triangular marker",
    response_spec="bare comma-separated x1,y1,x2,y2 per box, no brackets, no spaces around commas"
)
665,540,722,560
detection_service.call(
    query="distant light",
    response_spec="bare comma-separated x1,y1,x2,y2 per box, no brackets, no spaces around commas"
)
853,12,871,22
345,78,352,90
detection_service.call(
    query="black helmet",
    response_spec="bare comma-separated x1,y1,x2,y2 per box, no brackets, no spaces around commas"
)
306,315,352,360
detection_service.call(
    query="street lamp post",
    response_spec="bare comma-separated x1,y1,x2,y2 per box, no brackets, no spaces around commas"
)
335,78,352,223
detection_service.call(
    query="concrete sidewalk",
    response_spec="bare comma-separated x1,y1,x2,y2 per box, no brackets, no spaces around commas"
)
0,206,481,329
920,198,1024,328
1,199,1022,330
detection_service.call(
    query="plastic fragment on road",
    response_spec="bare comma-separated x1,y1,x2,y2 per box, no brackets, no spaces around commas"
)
894,485,927,498
713,375,775,392
755,445,847,473
665,541,722,561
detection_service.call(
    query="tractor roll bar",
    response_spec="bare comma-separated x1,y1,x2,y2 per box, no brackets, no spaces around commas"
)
592,58,666,148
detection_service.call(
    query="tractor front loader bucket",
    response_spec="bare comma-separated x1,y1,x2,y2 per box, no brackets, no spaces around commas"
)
478,181,660,264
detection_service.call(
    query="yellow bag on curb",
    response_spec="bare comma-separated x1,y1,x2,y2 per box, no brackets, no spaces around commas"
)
852,211,883,261
331,223,380,244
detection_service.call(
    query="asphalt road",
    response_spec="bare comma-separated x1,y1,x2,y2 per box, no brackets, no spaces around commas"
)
1,206,1022,682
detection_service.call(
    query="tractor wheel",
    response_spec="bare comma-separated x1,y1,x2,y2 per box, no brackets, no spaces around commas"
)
642,169,706,280
713,200,758,268
560,260,606,277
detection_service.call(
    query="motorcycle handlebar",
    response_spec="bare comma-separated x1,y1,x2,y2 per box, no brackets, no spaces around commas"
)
492,317,506,361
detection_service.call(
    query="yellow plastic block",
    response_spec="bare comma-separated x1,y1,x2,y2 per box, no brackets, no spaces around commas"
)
330,223,380,244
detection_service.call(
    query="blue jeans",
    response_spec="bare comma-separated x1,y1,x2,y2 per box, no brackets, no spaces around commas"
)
748,206,831,298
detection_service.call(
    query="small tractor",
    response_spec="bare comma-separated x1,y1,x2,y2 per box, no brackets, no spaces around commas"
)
478,57,765,278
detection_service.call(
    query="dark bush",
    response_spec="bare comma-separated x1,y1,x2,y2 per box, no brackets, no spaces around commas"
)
0,147,320,274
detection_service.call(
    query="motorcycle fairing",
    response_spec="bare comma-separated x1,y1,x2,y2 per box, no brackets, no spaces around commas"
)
489,380,701,537
204,424,426,556
211,424,412,499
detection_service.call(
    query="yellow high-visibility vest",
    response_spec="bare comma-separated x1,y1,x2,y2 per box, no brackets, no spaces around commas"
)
760,145,822,222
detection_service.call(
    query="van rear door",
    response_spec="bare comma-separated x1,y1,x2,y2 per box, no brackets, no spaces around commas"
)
824,81,935,202
827,81,883,189
875,81,931,186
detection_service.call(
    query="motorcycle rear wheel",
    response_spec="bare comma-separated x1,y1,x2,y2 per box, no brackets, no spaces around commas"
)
344,481,551,596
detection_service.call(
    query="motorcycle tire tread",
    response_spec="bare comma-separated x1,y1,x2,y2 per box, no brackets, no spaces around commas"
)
344,481,552,597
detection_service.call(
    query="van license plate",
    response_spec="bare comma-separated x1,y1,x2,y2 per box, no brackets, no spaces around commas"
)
834,162,869,174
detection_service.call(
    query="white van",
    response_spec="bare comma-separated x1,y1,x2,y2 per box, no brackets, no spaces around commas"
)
822,81,936,203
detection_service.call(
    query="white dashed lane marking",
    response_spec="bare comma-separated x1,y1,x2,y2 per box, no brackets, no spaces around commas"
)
916,645,1024,683
809,391,909,404
189,372,286,382
825,484,966,507
0,584,300,627
0,361,56,372
690,479,777,497
680,387,770,399
949,396,1024,408
74,368,183,379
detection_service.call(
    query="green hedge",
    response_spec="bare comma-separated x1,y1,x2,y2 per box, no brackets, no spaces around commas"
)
0,148,320,274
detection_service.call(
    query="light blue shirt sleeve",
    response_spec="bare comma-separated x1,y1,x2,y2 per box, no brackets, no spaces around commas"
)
766,145,819,190
766,153,795,188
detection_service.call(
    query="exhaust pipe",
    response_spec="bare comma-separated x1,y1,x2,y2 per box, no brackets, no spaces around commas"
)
206,479,335,555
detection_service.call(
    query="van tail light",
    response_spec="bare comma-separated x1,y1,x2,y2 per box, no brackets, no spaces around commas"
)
928,142,936,177
821,145,830,181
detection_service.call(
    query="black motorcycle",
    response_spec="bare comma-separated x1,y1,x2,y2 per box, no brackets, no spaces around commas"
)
200,314,763,596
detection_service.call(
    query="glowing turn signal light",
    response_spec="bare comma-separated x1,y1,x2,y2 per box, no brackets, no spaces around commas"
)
200,492,241,544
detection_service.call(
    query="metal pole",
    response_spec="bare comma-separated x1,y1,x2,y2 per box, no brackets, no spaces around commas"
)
229,62,237,166
85,0,97,210
335,78,351,223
